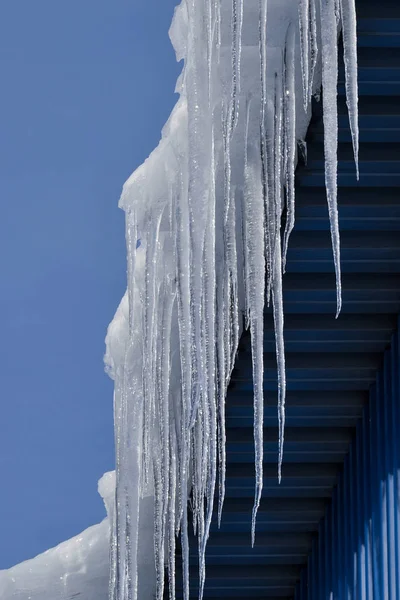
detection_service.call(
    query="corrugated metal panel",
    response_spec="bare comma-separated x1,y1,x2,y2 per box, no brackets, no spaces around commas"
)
173,0,400,597
295,324,400,599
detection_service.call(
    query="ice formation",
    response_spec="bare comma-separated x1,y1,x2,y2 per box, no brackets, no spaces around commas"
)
104,0,359,599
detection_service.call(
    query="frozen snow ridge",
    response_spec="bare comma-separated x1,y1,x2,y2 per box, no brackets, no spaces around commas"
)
105,0,359,599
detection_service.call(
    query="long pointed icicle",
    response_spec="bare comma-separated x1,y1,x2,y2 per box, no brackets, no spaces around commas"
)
186,0,210,430
273,241,286,483
216,0,243,533
251,0,268,545
320,0,342,317
273,68,286,483
168,436,177,600
245,140,266,547
282,22,296,271
340,0,359,179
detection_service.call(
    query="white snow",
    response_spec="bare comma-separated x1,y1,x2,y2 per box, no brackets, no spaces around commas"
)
0,473,114,600
0,473,157,600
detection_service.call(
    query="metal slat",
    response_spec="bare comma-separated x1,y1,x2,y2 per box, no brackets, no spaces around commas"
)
391,328,400,597
295,337,400,599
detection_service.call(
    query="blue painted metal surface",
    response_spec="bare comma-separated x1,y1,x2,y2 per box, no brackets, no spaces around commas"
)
173,0,400,597
296,325,400,599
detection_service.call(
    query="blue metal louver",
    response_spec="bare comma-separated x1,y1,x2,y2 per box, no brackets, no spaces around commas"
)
294,323,400,599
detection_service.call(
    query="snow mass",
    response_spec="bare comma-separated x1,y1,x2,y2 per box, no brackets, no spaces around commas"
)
0,0,358,599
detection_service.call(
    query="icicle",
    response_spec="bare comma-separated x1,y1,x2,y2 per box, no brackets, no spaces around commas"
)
272,70,283,275
259,0,268,108
214,0,242,534
214,0,222,59
185,0,212,432
216,275,227,527
155,282,175,600
216,103,229,528
248,197,265,546
273,68,286,482
243,98,266,547
340,0,359,179
110,206,144,600
222,100,234,381
198,268,217,597
224,0,242,379
259,0,270,305
142,210,163,489
154,459,165,600
230,0,244,132
273,248,286,483
181,508,190,600
175,164,192,524
228,190,240,375
320,0,342,317
207,1,213,105
207,61,223,534
298,0,310,111
265,78,280,306
282,23,296,271
309,0,318,100
168,436,177,600
175,178,193,600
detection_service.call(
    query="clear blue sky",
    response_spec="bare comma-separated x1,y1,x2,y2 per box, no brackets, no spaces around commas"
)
0,0,181,569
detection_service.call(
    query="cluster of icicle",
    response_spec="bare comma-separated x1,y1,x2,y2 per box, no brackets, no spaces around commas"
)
108,0,358,599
